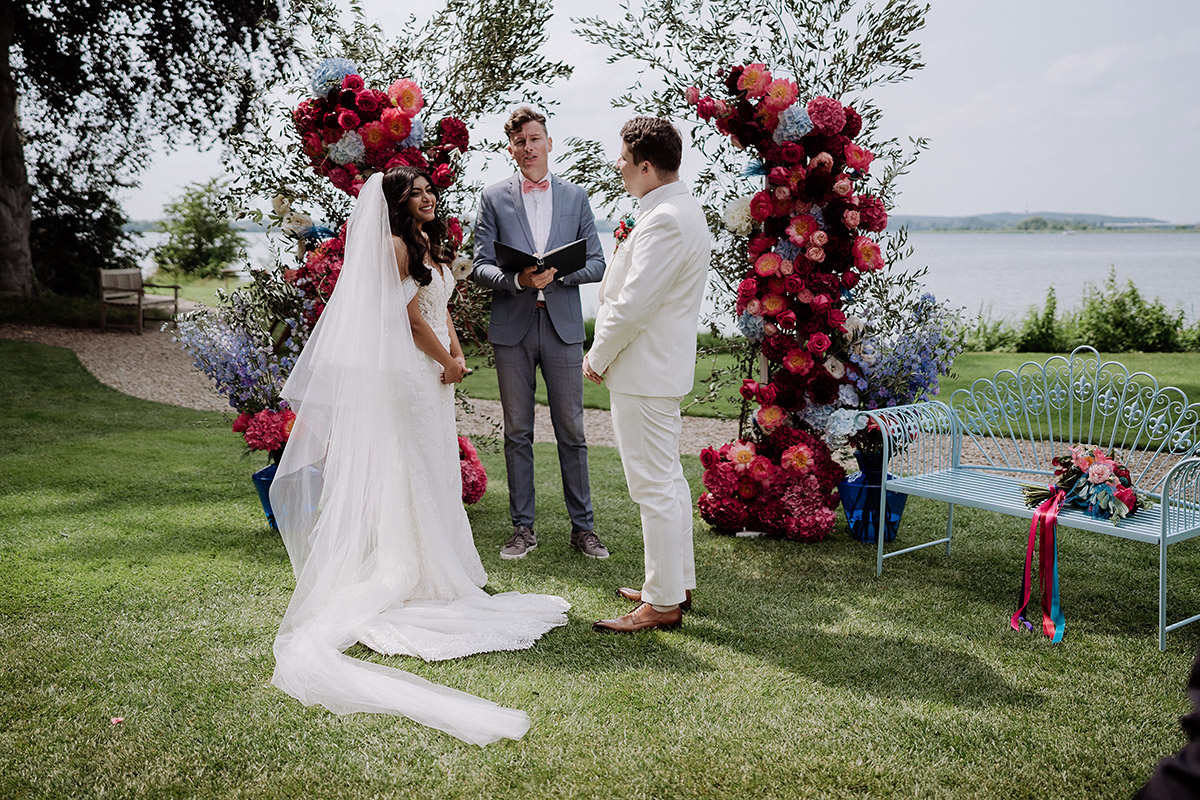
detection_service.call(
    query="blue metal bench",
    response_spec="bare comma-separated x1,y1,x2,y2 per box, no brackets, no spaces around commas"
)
859,346,1200,650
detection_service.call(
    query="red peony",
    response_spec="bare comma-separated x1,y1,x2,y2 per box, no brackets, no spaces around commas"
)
841,105,863,138
438,116,470,152
859,194,888,232
231,412,252,433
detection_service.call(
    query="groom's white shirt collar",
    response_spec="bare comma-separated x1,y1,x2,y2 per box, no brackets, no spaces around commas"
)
635,180,688,221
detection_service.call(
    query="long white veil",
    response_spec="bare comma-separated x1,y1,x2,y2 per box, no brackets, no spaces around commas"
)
269,172,566,745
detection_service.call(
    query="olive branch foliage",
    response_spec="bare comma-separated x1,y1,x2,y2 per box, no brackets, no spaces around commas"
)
563,0,932,421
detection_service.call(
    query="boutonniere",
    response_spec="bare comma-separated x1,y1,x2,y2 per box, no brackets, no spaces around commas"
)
613,215,636,253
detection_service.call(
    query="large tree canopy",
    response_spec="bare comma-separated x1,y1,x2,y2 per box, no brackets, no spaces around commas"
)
2,0,292,296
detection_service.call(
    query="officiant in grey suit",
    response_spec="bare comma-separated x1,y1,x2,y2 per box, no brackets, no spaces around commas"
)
470,106,609,560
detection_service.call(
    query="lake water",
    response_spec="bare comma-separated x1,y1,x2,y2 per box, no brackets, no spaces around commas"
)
905,231,1200,323
143,229,1200,327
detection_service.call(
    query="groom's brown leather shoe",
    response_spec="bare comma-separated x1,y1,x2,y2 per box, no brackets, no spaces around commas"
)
617,587,692,611
593,603,683,633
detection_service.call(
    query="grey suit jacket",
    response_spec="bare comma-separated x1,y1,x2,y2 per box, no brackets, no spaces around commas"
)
470,174,606,346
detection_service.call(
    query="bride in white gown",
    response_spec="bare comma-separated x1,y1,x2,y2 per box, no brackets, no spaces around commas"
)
269,168,569,745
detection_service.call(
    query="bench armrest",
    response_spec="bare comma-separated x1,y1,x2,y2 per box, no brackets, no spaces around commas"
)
858,400,960,478
143,282,182,291
1161,456,1200,536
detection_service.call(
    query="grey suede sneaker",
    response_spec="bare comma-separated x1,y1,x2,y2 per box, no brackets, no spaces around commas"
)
500,525,537,559
570,529,610,559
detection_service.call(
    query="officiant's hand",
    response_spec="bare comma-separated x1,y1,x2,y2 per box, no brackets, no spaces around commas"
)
518,265,557,290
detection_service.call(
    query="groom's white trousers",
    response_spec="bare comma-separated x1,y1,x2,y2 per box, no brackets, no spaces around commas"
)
609,390,696,608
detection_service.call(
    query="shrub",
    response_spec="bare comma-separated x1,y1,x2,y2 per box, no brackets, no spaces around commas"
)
152,179,244,278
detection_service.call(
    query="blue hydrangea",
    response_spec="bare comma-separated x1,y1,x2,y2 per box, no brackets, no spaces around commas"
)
773,105,813,144
310,58,358,97
400,118,424,149
775,239,800,262
737,312,766,342
811,206,825,230
328,130,365,165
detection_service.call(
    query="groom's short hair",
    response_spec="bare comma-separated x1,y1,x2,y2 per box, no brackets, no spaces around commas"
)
620,117,682,174
505,106,548,139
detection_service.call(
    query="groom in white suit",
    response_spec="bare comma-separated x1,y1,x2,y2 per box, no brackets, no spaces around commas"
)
586,118,711,633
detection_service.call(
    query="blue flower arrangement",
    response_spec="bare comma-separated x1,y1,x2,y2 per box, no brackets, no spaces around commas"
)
310,58,358,97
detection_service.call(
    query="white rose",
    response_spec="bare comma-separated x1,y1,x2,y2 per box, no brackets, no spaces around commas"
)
823,356,845,379
281,211,313,238
722,196,754,236
449,254,474,281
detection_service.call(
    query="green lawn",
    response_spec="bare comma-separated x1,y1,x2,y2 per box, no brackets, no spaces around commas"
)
2,338,1199,798
462,346,744,419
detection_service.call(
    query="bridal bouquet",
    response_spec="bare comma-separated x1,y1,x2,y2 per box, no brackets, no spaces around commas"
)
1022,444,1151,523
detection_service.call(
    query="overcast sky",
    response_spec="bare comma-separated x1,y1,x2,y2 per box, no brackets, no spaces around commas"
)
121,0,1200,224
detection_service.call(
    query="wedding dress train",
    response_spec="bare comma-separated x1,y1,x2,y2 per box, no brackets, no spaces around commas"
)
269,173,568,745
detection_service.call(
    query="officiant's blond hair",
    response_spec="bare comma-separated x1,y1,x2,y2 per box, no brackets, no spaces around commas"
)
505,106,548,139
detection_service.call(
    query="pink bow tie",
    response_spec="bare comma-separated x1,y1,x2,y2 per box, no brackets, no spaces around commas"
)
522,178,549,194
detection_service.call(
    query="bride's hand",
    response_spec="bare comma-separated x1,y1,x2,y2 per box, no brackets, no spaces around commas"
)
442,360,467,384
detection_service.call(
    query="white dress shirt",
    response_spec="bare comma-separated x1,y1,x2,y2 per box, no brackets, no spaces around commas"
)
514,173,553,298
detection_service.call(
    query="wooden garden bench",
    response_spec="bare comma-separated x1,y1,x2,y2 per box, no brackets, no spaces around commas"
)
99,268,180,334
859,346,1200,649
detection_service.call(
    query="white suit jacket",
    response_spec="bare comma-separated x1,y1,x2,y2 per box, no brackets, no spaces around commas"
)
588,181,711,397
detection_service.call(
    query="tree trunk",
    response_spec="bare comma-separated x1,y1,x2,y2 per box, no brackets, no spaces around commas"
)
0,6,32,297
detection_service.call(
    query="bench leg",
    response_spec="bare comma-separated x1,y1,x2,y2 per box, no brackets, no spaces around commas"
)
1160,533,1168,651
945,503,955,556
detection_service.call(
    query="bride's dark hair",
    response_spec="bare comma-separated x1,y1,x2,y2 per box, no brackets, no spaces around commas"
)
381,166,449,286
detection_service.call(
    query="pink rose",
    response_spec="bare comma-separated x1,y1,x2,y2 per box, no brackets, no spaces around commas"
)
810,230,828,247
809,151,834,172
355,90,381,115
807,332,831,355
740,379,760,400
773,185,791,202
685,86,701,105
806,246,825,263
768,166,792,187
833,176,853,196
342,74,365,92
779,259,794,276
1088,462,1114,484
843,209,861,229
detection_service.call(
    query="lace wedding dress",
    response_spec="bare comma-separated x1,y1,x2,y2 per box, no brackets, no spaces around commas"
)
269,173,569,745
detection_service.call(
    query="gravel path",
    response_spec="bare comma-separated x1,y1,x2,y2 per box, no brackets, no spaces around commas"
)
0,323,739,454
